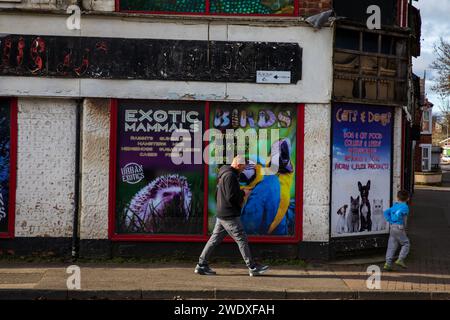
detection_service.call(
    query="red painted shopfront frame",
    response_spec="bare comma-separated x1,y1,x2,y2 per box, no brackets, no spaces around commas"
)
108,99,304,244
115,0,300,17
0,98,17,239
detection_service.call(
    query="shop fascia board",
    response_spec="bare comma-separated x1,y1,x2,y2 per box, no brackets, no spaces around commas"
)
0,77,332,104
0,7,332,28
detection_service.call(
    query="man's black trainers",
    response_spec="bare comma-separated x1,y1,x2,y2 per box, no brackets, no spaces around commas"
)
194,264,217,275
249,264,269,277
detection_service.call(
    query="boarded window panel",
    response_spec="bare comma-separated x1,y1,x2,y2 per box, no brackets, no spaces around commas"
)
120,0,206,13
211,0,295,14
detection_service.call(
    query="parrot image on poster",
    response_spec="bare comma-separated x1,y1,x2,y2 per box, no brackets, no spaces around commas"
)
239,138,295,235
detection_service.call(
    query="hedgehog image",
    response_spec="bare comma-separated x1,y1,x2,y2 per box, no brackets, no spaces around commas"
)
124,174,192,233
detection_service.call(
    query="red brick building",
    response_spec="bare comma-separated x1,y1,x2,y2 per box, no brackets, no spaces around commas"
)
414,79,434,172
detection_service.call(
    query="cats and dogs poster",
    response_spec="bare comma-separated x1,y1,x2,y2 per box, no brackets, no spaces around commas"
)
331,104,393,238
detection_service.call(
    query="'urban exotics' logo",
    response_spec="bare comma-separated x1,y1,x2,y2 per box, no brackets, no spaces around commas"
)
121,163,144,184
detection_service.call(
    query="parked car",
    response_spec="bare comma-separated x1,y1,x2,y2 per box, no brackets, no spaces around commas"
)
441,155,450,164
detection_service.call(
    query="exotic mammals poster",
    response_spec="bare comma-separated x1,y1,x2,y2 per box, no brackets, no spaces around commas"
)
115,100,205,235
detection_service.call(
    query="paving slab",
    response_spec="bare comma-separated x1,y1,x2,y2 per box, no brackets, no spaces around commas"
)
0,188,448,300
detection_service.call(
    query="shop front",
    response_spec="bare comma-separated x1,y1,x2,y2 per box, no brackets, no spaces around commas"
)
0,11,334,259
108,100,304,244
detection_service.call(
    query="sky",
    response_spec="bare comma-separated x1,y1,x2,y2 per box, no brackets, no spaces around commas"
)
412,0,450,113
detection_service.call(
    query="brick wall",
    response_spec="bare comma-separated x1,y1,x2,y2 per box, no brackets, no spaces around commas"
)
414,145,422,172
299,0,332,17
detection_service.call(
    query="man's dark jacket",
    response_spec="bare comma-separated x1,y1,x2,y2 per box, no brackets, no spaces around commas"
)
216,165,245,219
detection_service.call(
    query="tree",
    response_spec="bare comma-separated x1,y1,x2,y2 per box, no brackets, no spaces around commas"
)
433,97,450,144
430,38,450,97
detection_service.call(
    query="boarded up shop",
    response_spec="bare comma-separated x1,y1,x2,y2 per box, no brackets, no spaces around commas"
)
330,0,421,256
0,0,419,260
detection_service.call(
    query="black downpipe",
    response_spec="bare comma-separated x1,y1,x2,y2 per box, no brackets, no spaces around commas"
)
72,100,82,261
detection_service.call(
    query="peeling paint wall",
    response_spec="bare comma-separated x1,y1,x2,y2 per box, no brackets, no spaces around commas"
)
0,0,77,10
302,104,331,242
15,98,76,238
82,0,114,12
79,98,110,240
0,13,333,104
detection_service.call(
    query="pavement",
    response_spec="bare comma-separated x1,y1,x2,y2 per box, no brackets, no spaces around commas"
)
0,172,449,300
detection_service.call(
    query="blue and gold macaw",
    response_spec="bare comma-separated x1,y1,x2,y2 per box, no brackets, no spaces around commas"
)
239,138,295,236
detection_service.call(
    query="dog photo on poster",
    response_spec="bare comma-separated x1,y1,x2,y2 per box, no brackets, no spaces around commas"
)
331,103,393,238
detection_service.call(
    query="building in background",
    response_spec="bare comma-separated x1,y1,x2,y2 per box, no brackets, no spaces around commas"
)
413,77,443,185
0,0,420,260
415,94,434,173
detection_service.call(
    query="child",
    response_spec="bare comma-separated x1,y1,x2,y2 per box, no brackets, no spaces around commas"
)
383,190,411,271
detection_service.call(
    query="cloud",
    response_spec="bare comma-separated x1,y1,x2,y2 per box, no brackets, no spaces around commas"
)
412,0,450,107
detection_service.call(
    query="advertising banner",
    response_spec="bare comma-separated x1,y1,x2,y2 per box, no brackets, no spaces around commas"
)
0,100,11,233
331,103,393,238
115,100,204,235
208,103,298,236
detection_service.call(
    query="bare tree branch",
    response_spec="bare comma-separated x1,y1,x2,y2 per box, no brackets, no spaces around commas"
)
430,37,450,97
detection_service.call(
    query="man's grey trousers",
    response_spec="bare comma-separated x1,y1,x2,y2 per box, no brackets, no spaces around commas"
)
199,217,254,268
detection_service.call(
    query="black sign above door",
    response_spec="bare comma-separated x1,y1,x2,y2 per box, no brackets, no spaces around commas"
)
0,34,302,84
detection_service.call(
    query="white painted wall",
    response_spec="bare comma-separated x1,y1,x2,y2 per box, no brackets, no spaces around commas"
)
15,98,76,237
79,98,110,240
0,0,113,12
0,13,333,103
0,0,77,10
82,0,114,12
302,104,331,242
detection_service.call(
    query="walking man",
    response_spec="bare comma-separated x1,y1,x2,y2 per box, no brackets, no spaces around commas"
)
195,155,269,276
